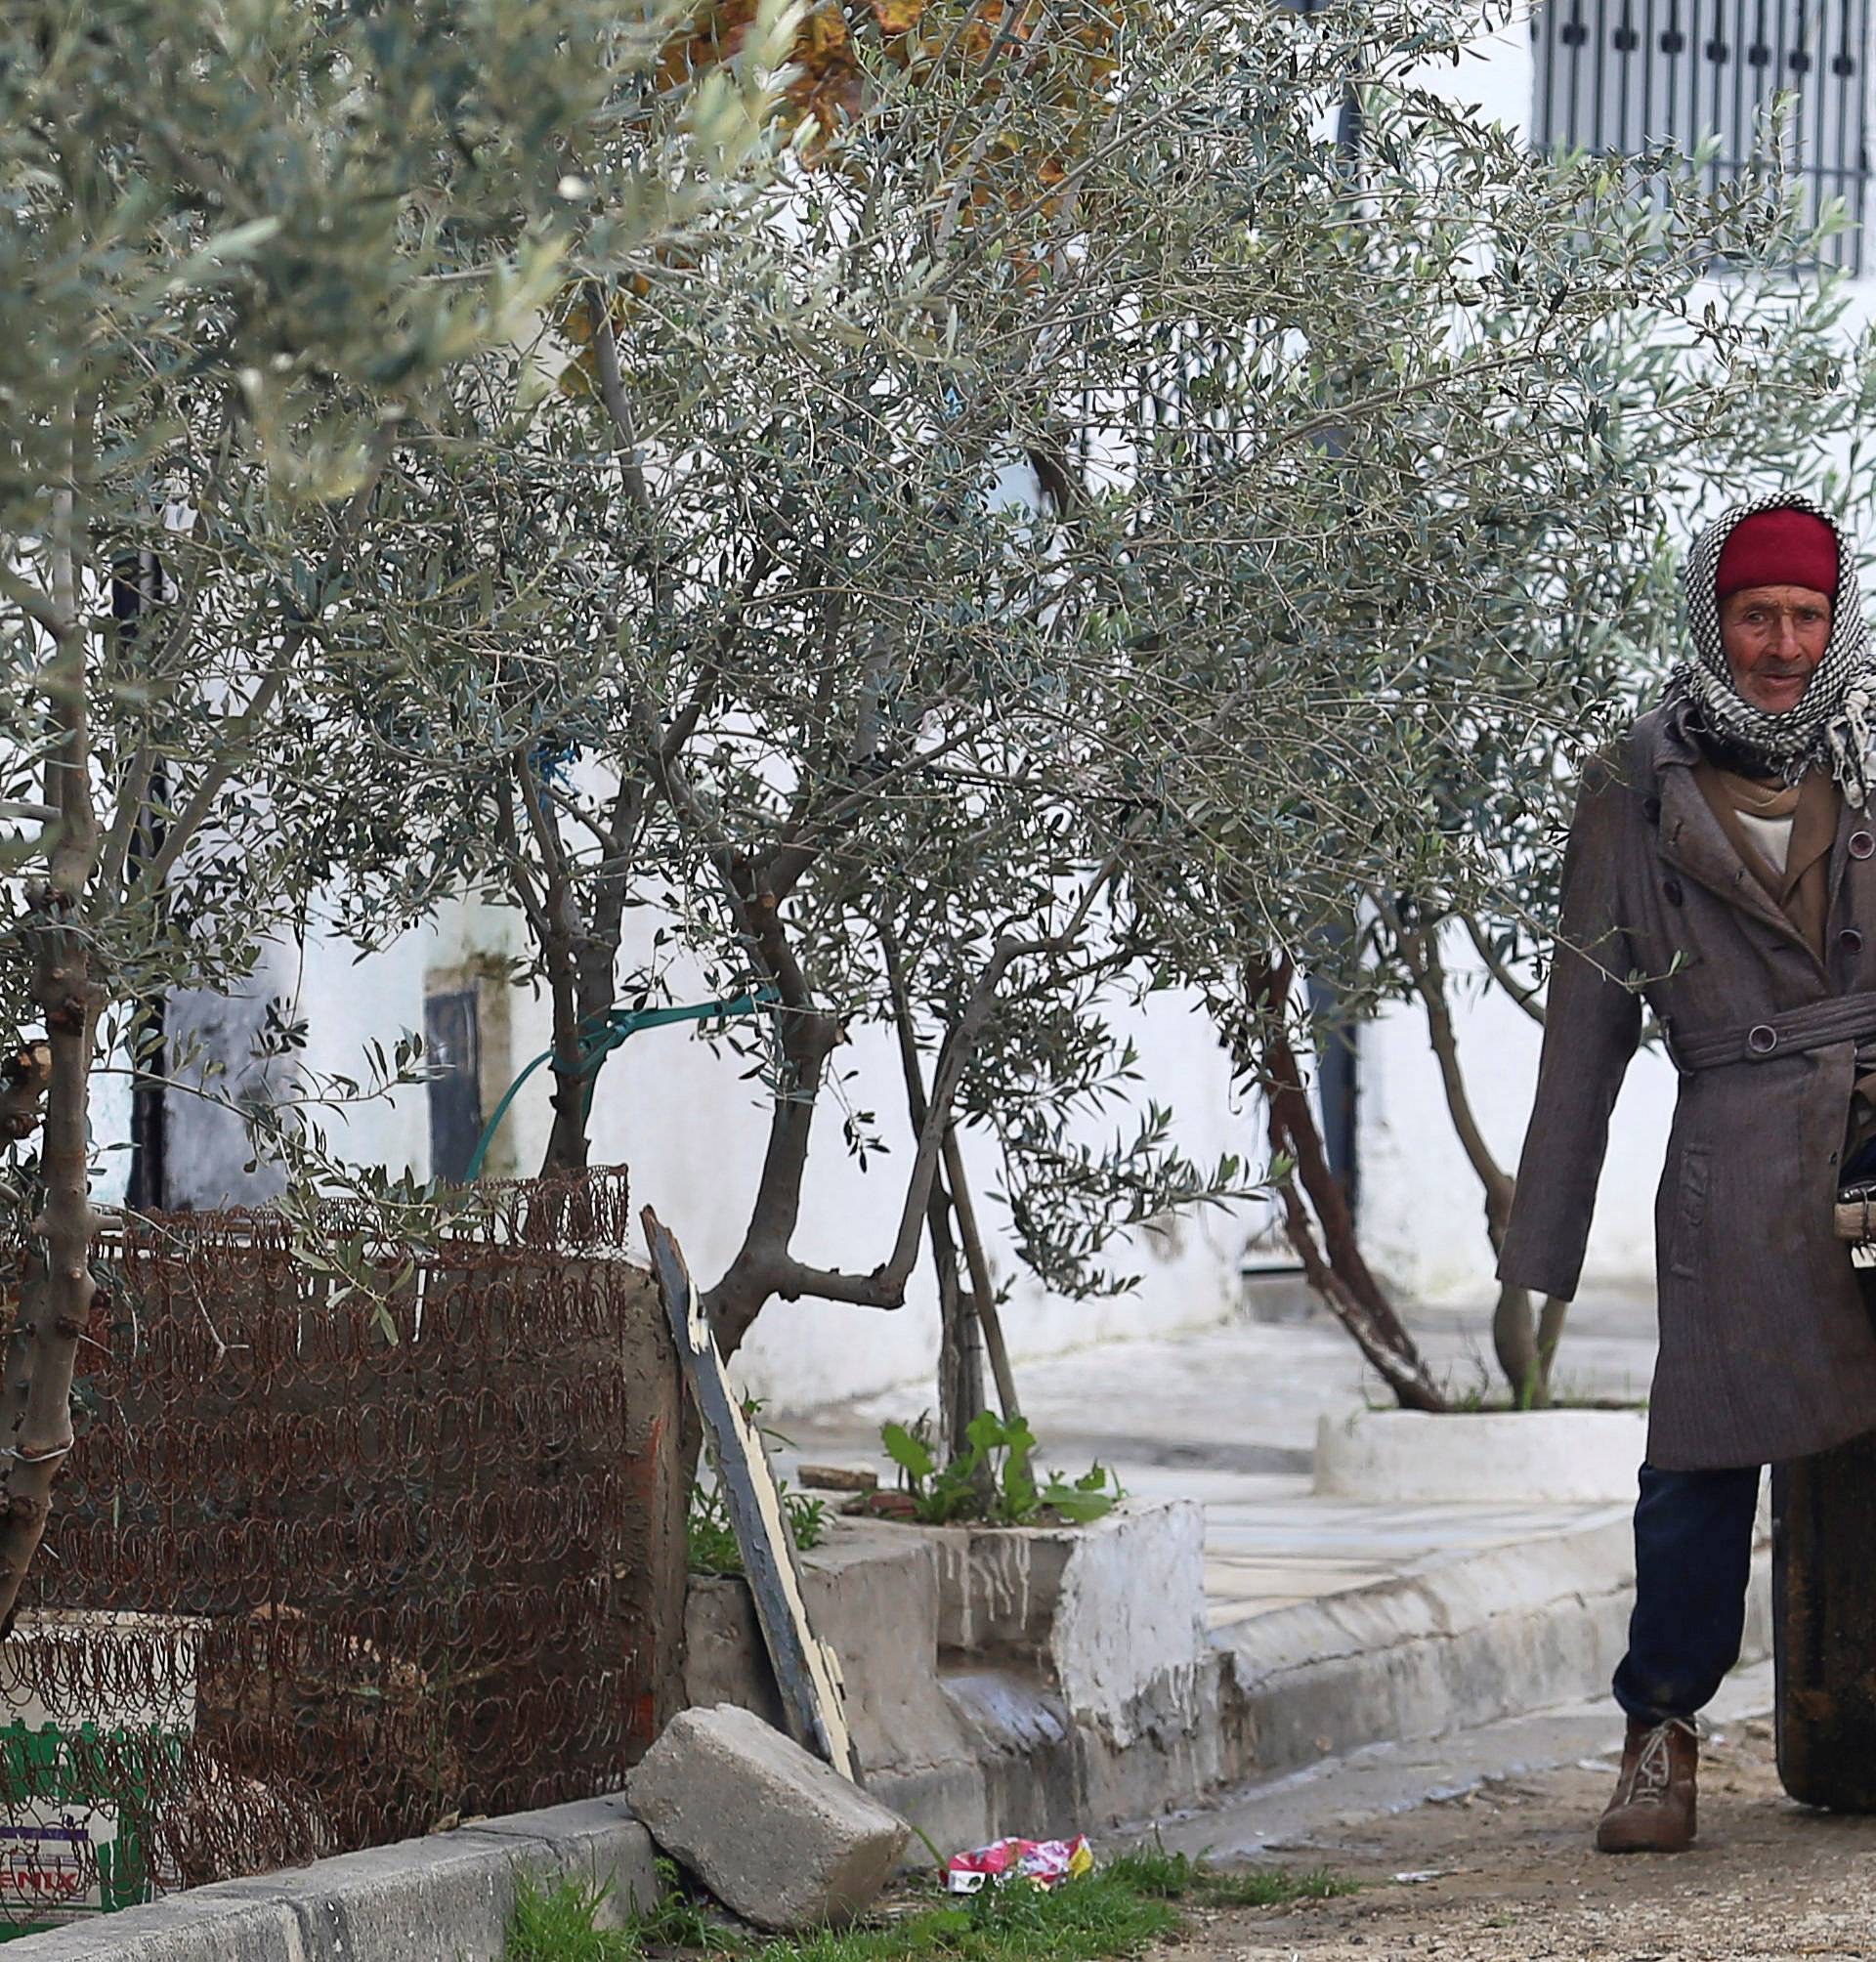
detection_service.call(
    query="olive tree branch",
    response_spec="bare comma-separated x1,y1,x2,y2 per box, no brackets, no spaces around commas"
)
140,437,391,892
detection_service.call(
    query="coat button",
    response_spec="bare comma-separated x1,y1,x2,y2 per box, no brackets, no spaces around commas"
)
1748,1024,1779,1054
1853,832,1876,860
1842,927,1866,956
1662,876,1684,906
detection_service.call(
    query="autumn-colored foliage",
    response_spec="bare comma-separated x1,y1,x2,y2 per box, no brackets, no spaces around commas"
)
659,0,865,139
559,0,1140,384
658,0,1137,185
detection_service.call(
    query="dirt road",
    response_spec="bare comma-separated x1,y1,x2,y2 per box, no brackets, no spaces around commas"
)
1172,1717,1876,1960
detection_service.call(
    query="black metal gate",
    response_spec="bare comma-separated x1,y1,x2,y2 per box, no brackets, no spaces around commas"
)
1533,0,1871,271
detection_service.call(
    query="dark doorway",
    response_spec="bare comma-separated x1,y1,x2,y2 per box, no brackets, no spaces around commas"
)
1305,978,1360,1218
425,989,485,1184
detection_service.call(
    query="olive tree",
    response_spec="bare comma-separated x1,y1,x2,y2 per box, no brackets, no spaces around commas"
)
1168,262,1876,1409
0,0,793,1623
300,0,1876,1443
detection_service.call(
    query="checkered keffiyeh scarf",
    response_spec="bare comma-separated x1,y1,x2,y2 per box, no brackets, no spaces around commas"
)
1668,492,1876,809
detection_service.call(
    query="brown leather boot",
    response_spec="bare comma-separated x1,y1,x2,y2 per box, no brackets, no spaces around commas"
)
1596,1716,1698,1853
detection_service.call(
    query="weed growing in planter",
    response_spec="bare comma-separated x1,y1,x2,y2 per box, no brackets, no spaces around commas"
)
688,1479,830,1577
879,1413,1124,1526
687,1398,831,1577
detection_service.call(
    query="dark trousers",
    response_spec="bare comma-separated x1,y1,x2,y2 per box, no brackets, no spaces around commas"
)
1611,1460,1764,1726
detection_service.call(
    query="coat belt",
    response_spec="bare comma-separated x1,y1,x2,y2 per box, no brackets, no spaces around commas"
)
1668,991,1876,1072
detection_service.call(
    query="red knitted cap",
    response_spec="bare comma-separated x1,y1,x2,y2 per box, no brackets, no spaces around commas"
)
1715,508,1838,604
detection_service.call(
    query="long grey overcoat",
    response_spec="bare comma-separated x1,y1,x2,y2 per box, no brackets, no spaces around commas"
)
1499,693,1876,1470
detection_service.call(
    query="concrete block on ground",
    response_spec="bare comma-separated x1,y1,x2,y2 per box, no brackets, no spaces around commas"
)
626,1704,910,1931
685,1523,990,1854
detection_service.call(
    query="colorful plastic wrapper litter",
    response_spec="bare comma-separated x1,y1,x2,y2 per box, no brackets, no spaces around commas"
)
946,1836,1095,1894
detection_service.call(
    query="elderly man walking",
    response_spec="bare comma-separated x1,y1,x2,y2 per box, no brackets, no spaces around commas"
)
1501,492,1876,1855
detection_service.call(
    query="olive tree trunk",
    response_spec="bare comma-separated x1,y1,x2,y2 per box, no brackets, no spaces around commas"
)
0,480,102,1634
1244,956,1449,1412
1394,914,1566,1407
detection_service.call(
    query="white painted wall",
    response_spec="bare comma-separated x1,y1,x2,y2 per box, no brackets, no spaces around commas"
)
1356,928,1679,1303
153,876,1253,1410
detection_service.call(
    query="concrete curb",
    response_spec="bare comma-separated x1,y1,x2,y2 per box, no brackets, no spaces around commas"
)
1215,1511,1773,1783
1148,1657,1779,1860
5,1796,661,1962
8,1508,1766,1959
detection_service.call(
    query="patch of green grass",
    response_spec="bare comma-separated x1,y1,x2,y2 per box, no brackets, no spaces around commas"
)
508,1872,640,1962
1105,1843,1357,1909
752,1864,1178,1962
506,1842,1355,1962
1187,1868,1356,1908
632,1860,741,1950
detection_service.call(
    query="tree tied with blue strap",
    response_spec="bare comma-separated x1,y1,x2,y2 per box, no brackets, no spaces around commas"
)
464,988,779,1180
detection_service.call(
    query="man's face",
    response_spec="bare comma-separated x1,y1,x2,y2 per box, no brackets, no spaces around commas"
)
1720,583,1834,714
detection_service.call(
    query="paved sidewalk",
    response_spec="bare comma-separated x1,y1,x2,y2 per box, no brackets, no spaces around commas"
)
1147,1664,1835,1962
771,1285,1659,1630
1143,1656,1775,1860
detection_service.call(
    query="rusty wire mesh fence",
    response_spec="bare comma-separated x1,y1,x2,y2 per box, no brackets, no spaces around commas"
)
0,1170,684,1932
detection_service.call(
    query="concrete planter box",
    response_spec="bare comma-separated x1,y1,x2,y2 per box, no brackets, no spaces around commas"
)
1312,1405,1649,1504
908,1503,1209,1747
683,1500,1222,1849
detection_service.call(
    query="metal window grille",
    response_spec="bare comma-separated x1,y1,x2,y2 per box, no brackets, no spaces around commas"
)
1533,0,1872,272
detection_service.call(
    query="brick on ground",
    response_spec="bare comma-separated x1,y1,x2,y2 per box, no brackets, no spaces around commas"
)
625,1703,912,1932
